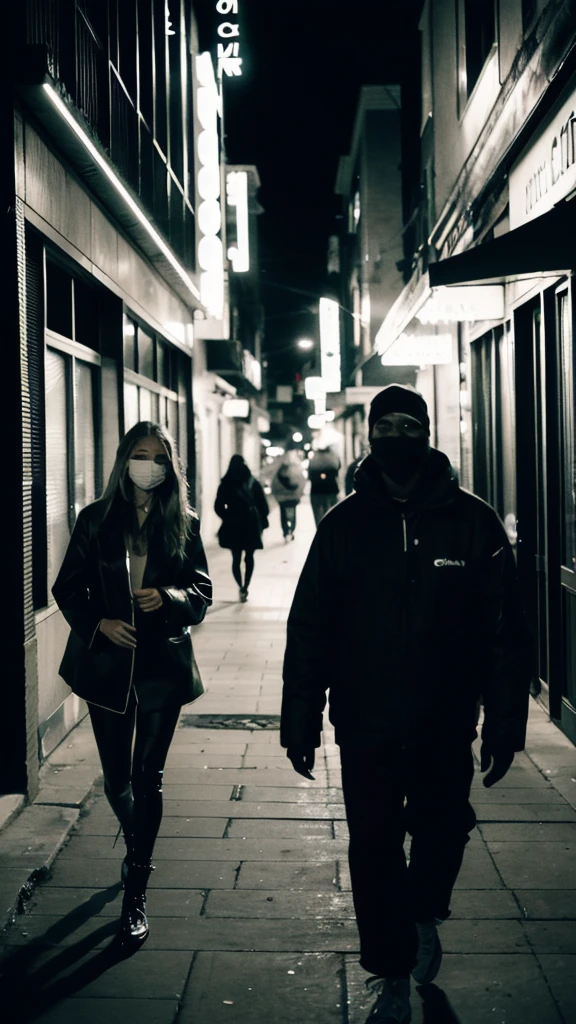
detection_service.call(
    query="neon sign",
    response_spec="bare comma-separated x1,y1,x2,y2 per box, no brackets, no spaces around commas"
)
226,171,249,272
195,53,224,319
216,0,243,77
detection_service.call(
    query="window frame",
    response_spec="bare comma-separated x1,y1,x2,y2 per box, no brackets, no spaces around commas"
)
456,0,498,118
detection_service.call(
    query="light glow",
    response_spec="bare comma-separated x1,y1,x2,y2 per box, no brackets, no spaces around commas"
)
266,446,285,457
292,432,303,442
226,171,250,272
319,297,341,392
307,414,325,430
305,376,326,401
297,338,314,350
314,396,326,415
42,85,200,302
324,410,335,422
222,398,250,418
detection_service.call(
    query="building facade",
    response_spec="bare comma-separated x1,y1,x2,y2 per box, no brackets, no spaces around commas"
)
377,0,576,743
6,0,263,799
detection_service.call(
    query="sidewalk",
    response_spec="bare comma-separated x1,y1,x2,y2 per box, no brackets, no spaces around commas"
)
0,497,575,1023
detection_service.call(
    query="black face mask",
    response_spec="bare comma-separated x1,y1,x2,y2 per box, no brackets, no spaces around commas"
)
370,436,430,483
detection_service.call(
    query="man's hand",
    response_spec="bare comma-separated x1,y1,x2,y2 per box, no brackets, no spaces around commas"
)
480,742,515,787
287,746,316,780
133,588,164,613
99,619,137,649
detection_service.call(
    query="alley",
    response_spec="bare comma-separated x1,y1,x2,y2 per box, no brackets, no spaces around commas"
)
0,500,575,1024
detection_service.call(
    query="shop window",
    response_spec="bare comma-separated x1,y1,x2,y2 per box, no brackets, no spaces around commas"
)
124,381,139,431
138,327,155,379
74,277,100,351
117,0,137,103
44,344,100,598
137,0,154,128
123,315,137,370
46,262,73,339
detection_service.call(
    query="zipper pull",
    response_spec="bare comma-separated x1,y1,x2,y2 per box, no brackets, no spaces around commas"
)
401,514,408,553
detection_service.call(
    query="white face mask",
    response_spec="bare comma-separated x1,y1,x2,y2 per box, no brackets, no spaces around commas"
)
128,459,168,491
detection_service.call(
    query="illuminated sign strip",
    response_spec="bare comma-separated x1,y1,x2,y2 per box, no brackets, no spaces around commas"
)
195,53,224,319
226,171,250,272
319,297,341,392
43,84,200,302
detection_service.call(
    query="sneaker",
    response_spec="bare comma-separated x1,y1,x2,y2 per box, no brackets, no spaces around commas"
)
365,977,411,1023
411,921,442,985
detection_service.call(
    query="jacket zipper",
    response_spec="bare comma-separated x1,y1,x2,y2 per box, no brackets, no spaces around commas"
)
125,550,138,707
401,513,409,654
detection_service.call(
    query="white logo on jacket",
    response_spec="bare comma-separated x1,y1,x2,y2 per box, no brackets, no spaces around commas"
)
433,558,466,567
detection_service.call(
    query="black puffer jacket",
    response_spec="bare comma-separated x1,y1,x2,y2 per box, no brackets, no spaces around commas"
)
52,500,212,713
281,450,532,751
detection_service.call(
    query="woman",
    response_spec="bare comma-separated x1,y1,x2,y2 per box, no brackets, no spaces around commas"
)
52,422,212,947
215,454,269,601
271,452,305,541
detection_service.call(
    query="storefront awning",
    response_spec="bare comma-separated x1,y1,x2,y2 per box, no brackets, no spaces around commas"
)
429,195,576,288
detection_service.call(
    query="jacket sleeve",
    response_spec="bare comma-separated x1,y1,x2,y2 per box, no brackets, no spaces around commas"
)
214,484,227,520
51,508,103,649
281,528,333,749
160,516,213,628
479,513,533,752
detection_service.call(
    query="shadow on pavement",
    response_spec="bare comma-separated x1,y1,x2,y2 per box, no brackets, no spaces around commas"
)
417,983,464,1023
0,883,140,1022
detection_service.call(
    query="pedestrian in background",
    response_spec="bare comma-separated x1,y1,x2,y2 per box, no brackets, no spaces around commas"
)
281,384,532,1024
215,454,269,601
308,445,341,525
53,422,212,947
271,451,306,541
345,443,370,496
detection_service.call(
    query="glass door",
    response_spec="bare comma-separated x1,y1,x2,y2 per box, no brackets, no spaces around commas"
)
558,285,576,742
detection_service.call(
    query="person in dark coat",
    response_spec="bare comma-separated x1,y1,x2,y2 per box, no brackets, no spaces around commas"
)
271,452,306,541
215,454,269,601
52,421,212,947
281,384,532,1023
308,445,341,525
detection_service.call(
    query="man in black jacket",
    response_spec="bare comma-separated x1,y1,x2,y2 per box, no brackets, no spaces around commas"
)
281,384,531,1024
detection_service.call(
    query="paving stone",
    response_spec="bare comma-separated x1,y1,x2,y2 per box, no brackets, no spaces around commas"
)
163,756,245,772
239,786,341,802
486,841,576,888
179,951,344,1023
442,889,519,919
536,954,576,1021
438,919,529,952
25,886,204,919
0,947,194,1006
161,784,235,801
469,787,568,804
44,858,238,890
26,997,179,1024
237,861,338,891
472,802,576,821
346,953,563,1024
470,769,554,790
513,889,576,919
226,818,333,838
204,889,355,919
76,814,227,839
151,800,347,820
522,921,576,953
0,806,79,870
479,822,576,841
63,836,348,863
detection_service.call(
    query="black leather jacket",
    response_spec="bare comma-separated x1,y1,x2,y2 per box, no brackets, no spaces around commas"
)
281,450,532,752
52,500,212,713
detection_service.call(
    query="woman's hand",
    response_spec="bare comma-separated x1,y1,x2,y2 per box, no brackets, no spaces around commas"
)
99,619,137,649
133,587,164,613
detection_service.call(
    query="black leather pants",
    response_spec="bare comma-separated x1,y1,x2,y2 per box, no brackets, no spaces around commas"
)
88,690,181,864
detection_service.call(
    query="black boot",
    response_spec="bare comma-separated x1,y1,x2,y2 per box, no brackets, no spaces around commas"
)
119,862,152,945
121,833,134,887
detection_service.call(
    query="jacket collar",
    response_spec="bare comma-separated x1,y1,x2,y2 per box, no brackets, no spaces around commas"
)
353,447,459,514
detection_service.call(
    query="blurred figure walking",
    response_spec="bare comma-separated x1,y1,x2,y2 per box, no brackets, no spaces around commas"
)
308,445,340,526
215,454,269,601
271,452,305,541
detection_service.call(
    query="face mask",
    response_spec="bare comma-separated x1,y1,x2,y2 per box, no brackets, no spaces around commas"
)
369,436,429,484
128,459,168,491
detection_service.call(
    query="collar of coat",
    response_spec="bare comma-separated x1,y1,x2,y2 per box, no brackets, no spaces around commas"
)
353,447,459,514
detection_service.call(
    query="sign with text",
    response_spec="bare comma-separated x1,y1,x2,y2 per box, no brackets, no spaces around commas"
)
510,85,576,228
215,0,243,78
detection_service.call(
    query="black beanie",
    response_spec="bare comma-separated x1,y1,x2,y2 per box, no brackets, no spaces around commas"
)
368,384,430,437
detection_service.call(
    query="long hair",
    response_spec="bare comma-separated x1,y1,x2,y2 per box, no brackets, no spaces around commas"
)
100,421,191,559
223,454,251,485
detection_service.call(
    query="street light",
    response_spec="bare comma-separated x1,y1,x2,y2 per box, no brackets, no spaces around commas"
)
297,338,314,350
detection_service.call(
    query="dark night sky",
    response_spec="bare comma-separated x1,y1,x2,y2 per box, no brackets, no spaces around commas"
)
198,0,424,380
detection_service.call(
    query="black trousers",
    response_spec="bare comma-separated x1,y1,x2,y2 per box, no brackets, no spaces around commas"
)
340,737,476,979
279,503,297,536
88,689,181,864
231,548,255,589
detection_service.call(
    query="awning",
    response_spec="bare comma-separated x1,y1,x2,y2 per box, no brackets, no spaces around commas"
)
429,195,576,288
